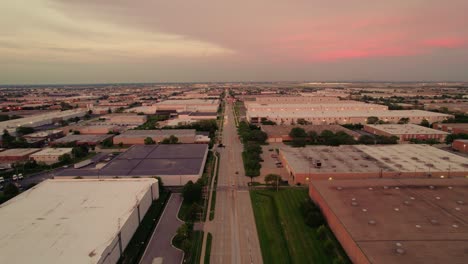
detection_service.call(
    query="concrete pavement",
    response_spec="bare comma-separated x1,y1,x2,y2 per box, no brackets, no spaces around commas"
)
208,99,263,264
139,193,184,264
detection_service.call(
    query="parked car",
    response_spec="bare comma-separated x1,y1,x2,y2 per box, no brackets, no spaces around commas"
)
0,177,4,184
18,173,23,180
12,174,18,181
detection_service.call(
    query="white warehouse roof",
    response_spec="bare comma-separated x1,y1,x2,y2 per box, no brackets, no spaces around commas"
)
0,178,158,264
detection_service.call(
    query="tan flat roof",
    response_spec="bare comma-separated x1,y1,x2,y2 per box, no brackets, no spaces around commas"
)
365,124,449,135
310,178,468,264
30,148,73,156
0,179,157,264
281,144,468,174
0,148,41,157
247,110,452,118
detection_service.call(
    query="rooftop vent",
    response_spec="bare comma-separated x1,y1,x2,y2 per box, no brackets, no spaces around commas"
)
456,200,464,205
415,224,422,229
368,220,376,225
351,201,359,207
430,219,439,225
395,248,406,255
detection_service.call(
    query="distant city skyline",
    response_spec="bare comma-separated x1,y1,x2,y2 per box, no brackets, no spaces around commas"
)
2,0,468,84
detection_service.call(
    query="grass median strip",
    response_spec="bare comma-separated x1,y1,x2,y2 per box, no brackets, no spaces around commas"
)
250,188,350,264
209,152,220,220
204,233,213,264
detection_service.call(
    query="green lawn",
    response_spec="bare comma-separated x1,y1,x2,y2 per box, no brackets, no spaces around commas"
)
189,231,204,264
173,230,204,264
204,233,213,264
209,152,220,220
250,188,349,264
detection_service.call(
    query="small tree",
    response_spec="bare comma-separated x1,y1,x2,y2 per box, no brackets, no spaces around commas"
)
182,180,202,203
161,135,179,144
264,174,281,190
59,153,72,164
289,127,307,138
420,119,430,127
101,138,114,148
398,117,410,124
366,116,379,124
144,137,155,145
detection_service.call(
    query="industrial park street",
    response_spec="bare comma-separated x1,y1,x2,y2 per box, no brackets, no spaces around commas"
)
208,100,263,264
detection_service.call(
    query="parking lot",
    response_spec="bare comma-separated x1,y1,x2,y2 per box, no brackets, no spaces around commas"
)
260,145,289,183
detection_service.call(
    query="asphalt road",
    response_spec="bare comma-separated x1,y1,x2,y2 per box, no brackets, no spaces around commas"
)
4,152,109,189
139,193,184,264
209,100,263,264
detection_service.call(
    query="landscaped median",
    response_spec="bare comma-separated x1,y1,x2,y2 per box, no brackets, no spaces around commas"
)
172,224,204,264
250,188,350,264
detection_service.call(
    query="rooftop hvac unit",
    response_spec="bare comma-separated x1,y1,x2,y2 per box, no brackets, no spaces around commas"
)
314,160,322,168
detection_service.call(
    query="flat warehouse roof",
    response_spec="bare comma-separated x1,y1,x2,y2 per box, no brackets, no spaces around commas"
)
247,110,452,118
53,134,112,143
365,124,448,135
0,148,41,156
281,144,468,174
30,147,73,156
309,178,468,264
156,99,219,105
0,179,157,264
100,144,208,176
116,129,196,138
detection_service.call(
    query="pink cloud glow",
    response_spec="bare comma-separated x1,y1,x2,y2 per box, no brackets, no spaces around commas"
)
423,38,467,48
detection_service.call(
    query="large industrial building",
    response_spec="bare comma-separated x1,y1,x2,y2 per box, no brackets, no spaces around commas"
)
308,178,468,264
30,148,73,164
155,99,220,113
56,144,209,186
244,96,452,125
433,123,468,134
363,124,449,142
113,129,210,145
51,134,113,146
0,178,159,264
0,109,87,133
452,139,468,153
0,148,41,164
279,144,468,184
101,114,147,126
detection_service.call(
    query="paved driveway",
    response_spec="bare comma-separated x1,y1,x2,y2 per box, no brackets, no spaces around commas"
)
139,193,184,264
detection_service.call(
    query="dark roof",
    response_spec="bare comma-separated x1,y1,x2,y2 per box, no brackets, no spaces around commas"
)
57,144,208,177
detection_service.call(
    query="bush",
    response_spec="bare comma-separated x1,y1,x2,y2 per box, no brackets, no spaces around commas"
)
317,225,328,240
182,181,202,203
324,239,335,255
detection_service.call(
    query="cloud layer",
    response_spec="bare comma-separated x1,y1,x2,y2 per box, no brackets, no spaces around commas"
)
1,0,468,83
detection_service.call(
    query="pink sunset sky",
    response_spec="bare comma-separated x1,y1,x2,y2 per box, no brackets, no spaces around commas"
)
1,0,468,84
